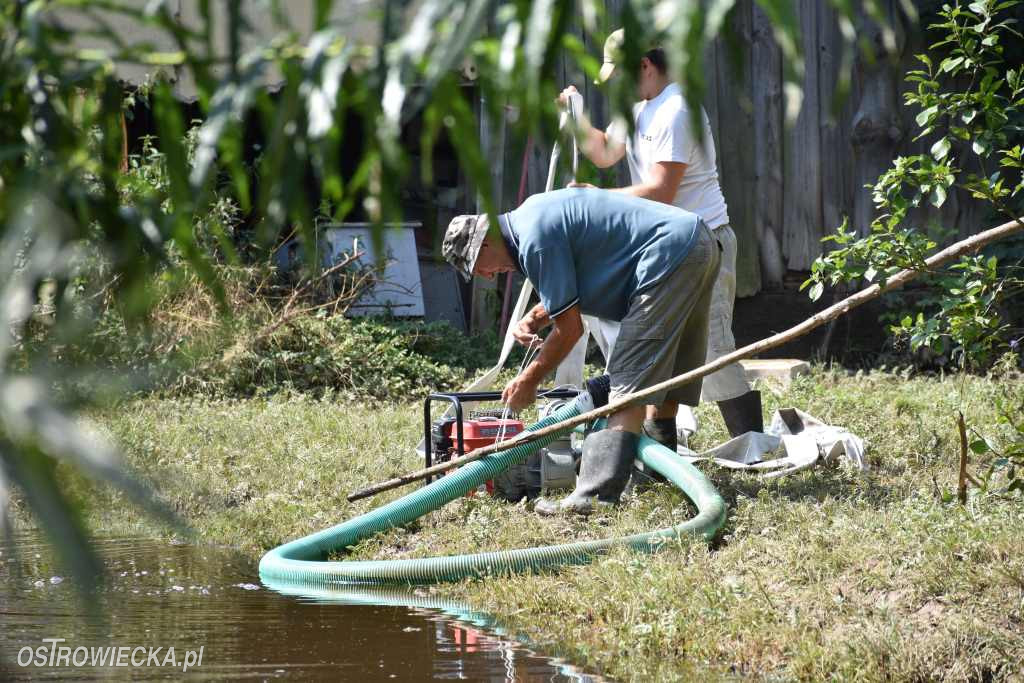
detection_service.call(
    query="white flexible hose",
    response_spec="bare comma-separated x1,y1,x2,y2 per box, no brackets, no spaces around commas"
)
566,93,579,181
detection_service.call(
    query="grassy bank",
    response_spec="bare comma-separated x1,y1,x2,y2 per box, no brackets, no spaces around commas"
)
44,367,1024,680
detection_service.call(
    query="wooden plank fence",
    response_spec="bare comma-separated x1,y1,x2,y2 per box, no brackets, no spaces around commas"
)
537,0,989,298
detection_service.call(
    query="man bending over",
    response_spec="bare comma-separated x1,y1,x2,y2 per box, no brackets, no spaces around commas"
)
442,188,721,514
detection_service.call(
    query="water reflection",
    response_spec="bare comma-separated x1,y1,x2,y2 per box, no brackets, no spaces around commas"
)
0,534,601,681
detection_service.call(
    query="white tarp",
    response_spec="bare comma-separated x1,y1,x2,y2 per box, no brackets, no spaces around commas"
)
676,407,867,479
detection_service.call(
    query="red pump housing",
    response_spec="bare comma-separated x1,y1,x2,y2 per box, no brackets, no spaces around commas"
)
439,415,525,495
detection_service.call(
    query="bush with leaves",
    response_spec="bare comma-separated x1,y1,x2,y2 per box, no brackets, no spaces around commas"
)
207,317,501,401
805,0,1024,370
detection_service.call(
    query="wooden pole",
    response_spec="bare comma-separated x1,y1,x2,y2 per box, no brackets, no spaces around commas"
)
347,216,1024,503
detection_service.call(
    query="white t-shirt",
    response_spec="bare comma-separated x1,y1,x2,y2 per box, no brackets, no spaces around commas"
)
607,82,730,229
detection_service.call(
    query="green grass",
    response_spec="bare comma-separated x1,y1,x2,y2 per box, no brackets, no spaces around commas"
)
29,367,1024,681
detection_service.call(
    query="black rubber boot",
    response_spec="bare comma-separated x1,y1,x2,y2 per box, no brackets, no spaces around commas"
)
535,430,637,515
630,418,677,487
717,390,764,438
643,418,677,451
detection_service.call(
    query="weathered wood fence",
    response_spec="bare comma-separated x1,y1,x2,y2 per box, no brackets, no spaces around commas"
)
516,0,988,298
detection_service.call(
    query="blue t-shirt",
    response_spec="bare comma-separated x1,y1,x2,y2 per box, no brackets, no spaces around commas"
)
500,188,703,321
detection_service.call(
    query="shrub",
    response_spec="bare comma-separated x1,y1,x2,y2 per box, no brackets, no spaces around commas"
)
805,0,1024,371
199,315,500,401
39,258,501,402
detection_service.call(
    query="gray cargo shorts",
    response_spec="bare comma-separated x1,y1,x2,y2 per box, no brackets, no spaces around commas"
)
607,223,722,407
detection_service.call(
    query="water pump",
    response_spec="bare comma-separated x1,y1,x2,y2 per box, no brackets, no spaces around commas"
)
422,387,584,500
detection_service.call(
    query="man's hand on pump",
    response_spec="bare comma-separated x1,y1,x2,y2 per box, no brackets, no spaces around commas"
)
501,374,539,412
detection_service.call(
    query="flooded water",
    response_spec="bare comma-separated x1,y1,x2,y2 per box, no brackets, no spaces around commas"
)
0,533,601,681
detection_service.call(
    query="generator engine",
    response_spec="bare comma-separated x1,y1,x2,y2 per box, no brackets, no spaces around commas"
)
430,411,525,495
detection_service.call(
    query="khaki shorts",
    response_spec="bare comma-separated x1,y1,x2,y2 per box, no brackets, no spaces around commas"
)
607,224,721,407
699,224,751,402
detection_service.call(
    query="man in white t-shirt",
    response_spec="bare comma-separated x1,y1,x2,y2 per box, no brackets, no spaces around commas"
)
558,29,763,447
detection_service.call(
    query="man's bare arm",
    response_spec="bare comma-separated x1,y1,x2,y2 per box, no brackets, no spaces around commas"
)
578,124,626,168
608,160,687,204
520,304,584,385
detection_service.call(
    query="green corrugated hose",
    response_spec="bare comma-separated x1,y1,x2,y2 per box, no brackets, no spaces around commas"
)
259,393,726,590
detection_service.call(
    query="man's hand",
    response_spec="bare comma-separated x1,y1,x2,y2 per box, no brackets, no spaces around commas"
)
512,317,542,347
555,86,625,168
511,303,551,347
557,85,583,112
502,374,539,412
504,304,583,412
568,181,597,190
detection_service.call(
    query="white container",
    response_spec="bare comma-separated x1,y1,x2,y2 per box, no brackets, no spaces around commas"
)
323,222,424,317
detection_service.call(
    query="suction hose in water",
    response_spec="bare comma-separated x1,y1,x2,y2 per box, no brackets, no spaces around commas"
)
259,379,726,590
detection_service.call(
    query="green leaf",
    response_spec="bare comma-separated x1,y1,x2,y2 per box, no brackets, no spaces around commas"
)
931,137,952,160
931,184,948,207
970,439,990,453
916,104,939,126
808,282,824,301
940,56,965,72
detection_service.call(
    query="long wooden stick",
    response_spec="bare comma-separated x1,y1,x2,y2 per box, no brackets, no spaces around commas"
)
347,217,1024,503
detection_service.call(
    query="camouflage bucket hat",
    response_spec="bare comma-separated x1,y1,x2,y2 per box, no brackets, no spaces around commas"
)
442,214,488,281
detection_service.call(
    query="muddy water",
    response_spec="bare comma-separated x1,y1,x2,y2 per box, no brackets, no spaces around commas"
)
0,534,600,681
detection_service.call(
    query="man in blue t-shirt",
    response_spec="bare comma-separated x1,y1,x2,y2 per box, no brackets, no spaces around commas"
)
442,188,721,514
